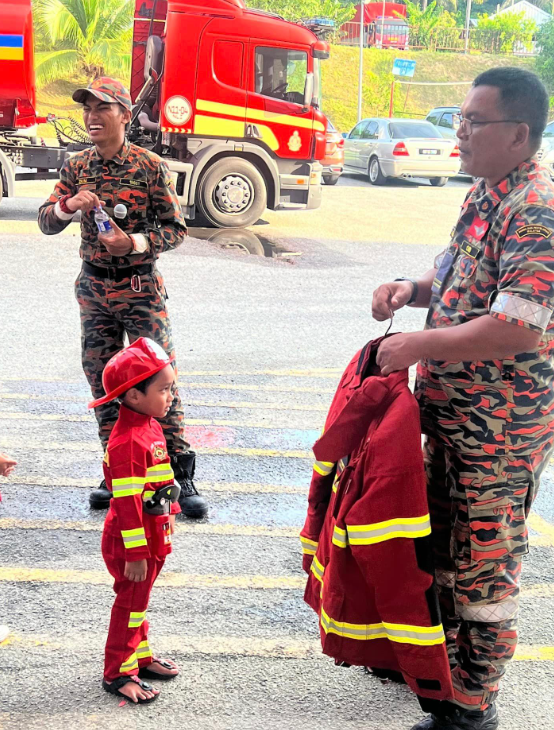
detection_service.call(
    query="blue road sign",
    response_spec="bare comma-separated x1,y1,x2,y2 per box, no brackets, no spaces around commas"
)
392,58,416,77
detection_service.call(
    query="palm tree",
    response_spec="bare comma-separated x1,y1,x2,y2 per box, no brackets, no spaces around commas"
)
33,0,134,85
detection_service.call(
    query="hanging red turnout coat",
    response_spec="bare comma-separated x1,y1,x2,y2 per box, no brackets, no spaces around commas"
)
300,337,453,701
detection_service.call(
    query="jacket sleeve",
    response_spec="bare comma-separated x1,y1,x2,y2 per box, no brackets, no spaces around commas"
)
108,439,151,561
147,160,187,254
37,158,78,235
300,459,337,573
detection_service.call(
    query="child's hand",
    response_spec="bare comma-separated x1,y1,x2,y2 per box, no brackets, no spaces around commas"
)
169,514,175,534
0,453,17,477
124,559,148,582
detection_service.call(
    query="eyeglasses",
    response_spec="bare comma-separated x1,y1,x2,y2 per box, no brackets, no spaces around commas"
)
454,113,523,136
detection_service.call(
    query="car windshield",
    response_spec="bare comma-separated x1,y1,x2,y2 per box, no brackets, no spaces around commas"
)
389,122,440,139
543,122,554,138
327,119,336,131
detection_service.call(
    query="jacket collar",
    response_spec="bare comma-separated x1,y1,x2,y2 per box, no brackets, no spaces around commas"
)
91,140,130,166
118,402,152,428
468,158,538,220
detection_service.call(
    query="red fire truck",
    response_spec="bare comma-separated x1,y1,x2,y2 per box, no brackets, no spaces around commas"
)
0,0,329,227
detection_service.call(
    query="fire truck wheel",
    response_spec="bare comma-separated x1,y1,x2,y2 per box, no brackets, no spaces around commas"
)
197,157,267,228
322,175,339,186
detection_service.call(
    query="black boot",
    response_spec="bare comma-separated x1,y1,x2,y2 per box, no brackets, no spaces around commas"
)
89,479,112,509
411,703,498,730
171,451,208,518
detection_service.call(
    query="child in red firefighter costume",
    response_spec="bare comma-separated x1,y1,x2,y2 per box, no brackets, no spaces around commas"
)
89,337,182,704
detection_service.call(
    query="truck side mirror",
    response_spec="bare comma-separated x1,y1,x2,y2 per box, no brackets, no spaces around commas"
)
304,72,314,108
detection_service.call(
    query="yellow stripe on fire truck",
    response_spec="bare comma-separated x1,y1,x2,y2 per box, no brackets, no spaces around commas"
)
300,535,318,556
121,527,148,550
320,609,446,646
196,99,326,132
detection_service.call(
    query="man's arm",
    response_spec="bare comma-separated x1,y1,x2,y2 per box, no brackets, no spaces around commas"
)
372,268,437,321
131,160,187,256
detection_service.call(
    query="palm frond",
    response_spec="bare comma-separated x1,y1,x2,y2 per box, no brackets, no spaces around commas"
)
35,49,81,85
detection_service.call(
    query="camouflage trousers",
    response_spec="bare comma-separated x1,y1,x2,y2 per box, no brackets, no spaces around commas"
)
75,267,190,455
424,436,545,711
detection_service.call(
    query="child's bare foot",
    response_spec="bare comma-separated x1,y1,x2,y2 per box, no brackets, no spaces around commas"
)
103,675,160,703
138,657,179,680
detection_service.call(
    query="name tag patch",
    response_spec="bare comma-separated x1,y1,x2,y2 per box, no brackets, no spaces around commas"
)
516,224,552,240
460,241,480,259
77,176,96,185
120,178,148,190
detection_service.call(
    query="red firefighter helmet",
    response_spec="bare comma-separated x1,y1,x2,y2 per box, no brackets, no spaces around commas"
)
88,337,174,409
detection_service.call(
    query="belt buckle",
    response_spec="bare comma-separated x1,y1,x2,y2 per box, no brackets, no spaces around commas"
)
131,274,142,293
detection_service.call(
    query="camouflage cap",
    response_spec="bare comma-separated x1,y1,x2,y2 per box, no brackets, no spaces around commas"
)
72,77,132,112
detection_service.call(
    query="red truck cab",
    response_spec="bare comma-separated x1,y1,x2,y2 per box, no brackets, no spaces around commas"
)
132,0,329,227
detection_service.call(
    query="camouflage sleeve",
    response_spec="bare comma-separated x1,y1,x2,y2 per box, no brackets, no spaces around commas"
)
37,158,77,235
491,205,554,333
148,160,187,254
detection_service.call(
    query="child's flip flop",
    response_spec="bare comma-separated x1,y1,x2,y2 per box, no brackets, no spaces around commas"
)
102,675,159,703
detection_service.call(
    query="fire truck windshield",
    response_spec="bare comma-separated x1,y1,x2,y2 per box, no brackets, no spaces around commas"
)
255,47,308,106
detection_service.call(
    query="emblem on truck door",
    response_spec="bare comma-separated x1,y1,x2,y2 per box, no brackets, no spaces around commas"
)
288,131,302,152
164,96,192,126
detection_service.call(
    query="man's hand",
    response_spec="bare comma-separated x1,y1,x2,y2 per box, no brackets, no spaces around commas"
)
376,333,423,376
124,559,148,582
66,190,102,213
0,453,17,477
372,280,414,321
98,219,133,256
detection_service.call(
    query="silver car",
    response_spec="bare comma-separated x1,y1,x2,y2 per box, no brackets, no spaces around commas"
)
343,118,460,186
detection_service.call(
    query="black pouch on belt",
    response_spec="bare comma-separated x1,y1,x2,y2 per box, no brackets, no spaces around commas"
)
143,484,181,515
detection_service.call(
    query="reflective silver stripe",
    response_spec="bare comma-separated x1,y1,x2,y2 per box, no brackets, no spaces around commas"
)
491,292,552,332
300,535,318,555
310,556,325,584
136,640,152,659
119,653,139,672
128,610,146,628
320,609,445,645
121,527,147,549
346,515,431,545
313,460,334,476
331,525,347,548
112,477,146,498
147,464,174,483
459,596,519,622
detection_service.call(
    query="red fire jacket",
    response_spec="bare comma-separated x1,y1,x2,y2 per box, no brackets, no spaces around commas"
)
300,338,453,701
103,404,180,561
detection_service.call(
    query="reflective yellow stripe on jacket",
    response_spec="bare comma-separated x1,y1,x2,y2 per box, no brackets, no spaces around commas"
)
121,527,147,549
300,535,318,556
320,609,445,646
112,476,146,498
146,463,174,483
310,555,325,585
332,515,431,548
313,460,334,477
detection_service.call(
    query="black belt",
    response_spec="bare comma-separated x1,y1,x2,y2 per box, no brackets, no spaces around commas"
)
82,261,154,282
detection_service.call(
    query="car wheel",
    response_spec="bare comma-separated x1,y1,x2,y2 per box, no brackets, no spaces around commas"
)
197,157,267,228
368,157,386,185
322,174,340,186
430,177,448,187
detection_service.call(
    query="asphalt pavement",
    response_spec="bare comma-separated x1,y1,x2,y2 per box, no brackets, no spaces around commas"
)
0,174,553,729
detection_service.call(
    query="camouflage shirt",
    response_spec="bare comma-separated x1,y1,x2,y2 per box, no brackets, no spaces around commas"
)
37,142,186,267
415,159,554,459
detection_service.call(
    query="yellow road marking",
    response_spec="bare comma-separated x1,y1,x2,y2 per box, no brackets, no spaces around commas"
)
0,411,322,430
0,392,329,411
0,220,80,235
527,512,554,544
0,565,304,590
0,518,299,537
5,475,309,494
0,438,311,459
1,631,553,663
177,381,334,394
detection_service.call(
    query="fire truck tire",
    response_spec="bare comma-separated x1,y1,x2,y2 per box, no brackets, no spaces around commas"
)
197,157,267,228
322,174,340,186
430,177,448,187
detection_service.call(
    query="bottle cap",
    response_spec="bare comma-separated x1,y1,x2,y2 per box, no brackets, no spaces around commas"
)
114,204,127,219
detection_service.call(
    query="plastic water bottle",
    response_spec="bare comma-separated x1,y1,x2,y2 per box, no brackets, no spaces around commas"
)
94,207,114,237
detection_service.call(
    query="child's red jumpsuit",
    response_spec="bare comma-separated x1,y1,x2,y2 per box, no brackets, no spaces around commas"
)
102,403,180,682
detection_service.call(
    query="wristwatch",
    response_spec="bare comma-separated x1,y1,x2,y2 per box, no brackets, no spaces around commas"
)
394,277,419,306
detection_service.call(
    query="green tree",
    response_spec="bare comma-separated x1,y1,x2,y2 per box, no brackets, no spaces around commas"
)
249,0,355,26
536,18,554,94
476,11,536,53
33,0,133,85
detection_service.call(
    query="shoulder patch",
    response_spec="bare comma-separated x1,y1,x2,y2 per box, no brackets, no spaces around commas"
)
515,224,552,240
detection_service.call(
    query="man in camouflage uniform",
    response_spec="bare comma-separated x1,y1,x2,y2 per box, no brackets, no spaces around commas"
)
372,67,554,729
38,77,207,518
